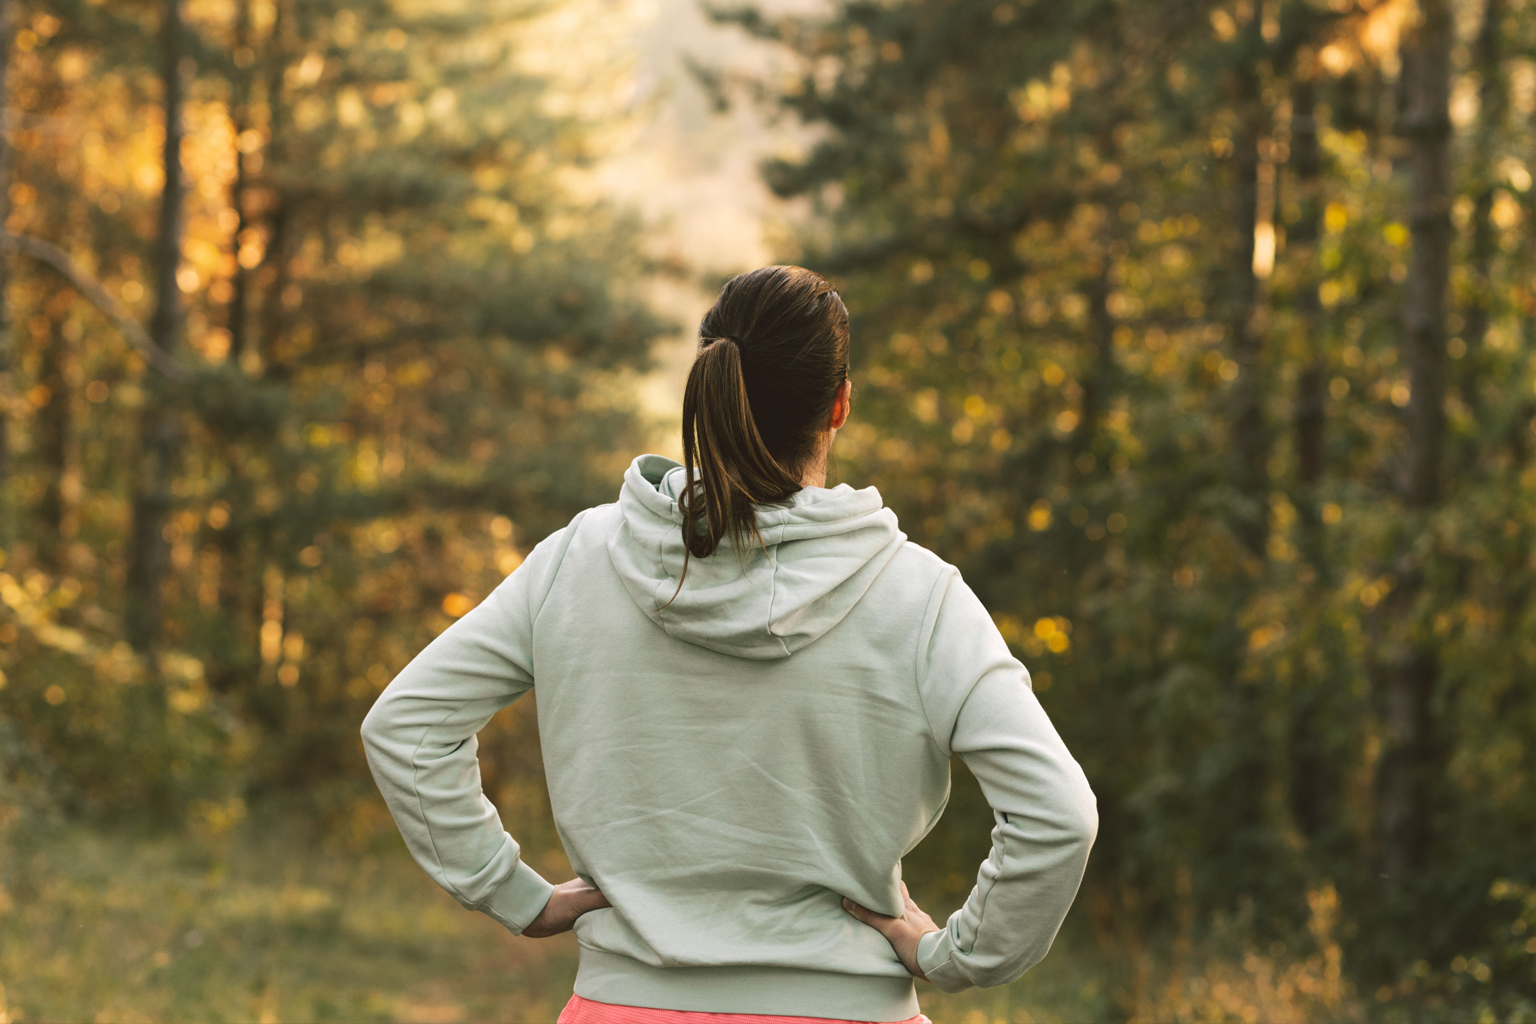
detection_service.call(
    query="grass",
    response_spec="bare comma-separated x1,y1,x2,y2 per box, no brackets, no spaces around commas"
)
1,810,1391,1024
0,811,1116,1024
1,818,580,1024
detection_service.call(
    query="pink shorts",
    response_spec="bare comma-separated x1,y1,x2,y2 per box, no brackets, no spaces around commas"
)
557,994,931,1024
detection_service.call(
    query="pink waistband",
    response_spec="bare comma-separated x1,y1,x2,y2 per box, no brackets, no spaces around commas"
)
557,993,931,1024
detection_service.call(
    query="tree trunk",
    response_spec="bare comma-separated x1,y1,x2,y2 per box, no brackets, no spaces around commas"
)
1287,73,1332,845
229,0,254,364
1291,78,1325,529
1379,0,1452,883
126,0,188,652
1456,0,1504,433
38,308,79,571
1227,26,1270,558
252,0,289,378
0,0,15,543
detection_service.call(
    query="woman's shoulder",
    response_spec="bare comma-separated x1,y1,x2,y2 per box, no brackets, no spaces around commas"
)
886,537,962,587
853,538,965,624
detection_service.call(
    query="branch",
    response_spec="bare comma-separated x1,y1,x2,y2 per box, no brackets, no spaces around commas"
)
1,232,188,380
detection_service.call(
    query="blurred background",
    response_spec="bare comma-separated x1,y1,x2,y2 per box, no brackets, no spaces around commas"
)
1,0,1534,1020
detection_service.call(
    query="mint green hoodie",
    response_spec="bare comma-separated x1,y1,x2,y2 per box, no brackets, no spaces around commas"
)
361,455,1097,1020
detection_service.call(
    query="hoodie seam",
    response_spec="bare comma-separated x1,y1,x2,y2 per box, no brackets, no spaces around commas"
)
952,810,1010,962
409,704,481,909
530,508,593,639
652,506,668,618
912,566,960,759
764,520,792,655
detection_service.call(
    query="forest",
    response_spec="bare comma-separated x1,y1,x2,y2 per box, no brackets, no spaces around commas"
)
1,0,1534,1020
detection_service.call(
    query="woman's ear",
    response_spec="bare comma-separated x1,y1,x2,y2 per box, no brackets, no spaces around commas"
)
829,379,852,430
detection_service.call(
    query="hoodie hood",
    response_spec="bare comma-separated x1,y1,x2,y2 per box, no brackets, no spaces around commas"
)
607,454,905,660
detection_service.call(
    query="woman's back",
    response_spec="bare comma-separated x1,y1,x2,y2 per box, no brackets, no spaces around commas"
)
543,458,952,1015
362,266,1097,1021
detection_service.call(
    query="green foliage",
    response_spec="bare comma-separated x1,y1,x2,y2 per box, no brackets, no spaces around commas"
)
724,0,1536,1001
0,0,666,820
3,0,1536,1016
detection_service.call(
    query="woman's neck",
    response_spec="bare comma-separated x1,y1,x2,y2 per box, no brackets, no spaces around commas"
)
798,433,834,489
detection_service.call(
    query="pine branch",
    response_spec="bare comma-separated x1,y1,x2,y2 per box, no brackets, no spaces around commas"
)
0,232,188,380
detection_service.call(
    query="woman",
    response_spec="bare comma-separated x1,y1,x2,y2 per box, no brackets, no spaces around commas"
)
361,266,1098,1023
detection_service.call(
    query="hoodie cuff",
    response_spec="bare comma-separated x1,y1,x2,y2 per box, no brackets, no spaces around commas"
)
917,926,973,993
476,858,556,935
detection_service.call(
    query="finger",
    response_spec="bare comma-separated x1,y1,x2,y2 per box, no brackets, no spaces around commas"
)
567,883,607,910
842,897,896,933
841,896,879,923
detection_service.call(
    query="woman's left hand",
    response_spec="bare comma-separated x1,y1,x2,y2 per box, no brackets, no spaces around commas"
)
523,878,611,938
841,881,941,981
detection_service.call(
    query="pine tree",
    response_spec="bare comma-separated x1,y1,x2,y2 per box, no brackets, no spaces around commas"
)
731,0,1536,984
0,0,666,811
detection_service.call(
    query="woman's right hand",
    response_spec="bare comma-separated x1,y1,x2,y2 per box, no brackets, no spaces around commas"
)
841,881,941,981
523,877,611,938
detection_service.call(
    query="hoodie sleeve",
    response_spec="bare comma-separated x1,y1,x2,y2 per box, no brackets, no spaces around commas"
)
911,570,1098,992
359,518,580,934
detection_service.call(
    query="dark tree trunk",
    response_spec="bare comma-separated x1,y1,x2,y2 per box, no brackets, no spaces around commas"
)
1227,26,1270,558
126,0,189,652
1379,0,1452,883
252,0,289,377
1456,0,1504,432
1287,74,1331,844
209,0,255,688
0,0,15,541
229,0,254,364
37,311,79,571
1291,78,1325,526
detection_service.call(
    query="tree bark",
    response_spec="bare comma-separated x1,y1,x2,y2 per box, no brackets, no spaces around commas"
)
37,309,79,570
126,0,189,652
1227,24,1270,558
252,0,289,377
1287,74,1331,844
1456,0,1504,432
1379,0,1452,883
229,0,253,363
0,0,15,543
1291,78,1325,521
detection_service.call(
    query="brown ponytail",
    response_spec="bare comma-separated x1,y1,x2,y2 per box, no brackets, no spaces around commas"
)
677,266,850,569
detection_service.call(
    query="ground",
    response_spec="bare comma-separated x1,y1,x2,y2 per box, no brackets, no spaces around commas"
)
0,817,1108,1024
